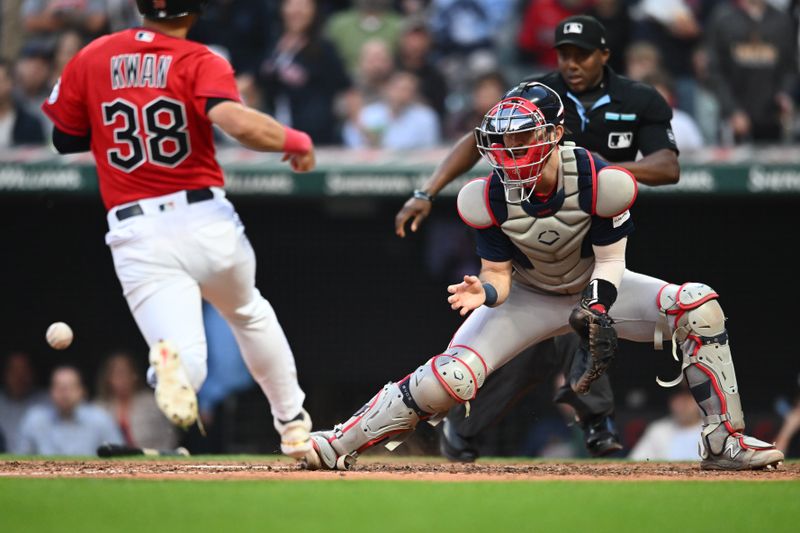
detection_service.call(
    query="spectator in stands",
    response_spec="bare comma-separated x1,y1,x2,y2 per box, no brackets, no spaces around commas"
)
260,0,351,145
189,0,275,76
12,41,53,126
630,0,703,112
1,0,26,61
624,41,662,83
629,386,703,461
689,45,722,145
395,16,447,120
50,29,83,85
15,365,123,455
587,0,631,74
104,0,142,33
0,352,49,454
353,37,396,106
21,0,108,44
95,351,178,451
775,395,800,457
0,59,45,147
706,0,798,143
445,70,507,140
644,70,704,152
516,0,589,72
343,70,440,149
340,38,396,139
325,0,403,76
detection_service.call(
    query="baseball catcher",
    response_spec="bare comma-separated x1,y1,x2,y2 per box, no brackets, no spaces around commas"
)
303,82,783,471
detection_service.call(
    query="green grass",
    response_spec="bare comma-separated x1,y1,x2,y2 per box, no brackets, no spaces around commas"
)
1,477,798,533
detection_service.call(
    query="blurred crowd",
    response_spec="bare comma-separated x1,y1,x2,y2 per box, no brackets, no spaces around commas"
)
0,303,258,456
2,0,800,152
2,344,800,458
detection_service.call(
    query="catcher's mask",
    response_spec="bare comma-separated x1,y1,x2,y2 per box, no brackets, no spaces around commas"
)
136,0,208,20
475,82,564,204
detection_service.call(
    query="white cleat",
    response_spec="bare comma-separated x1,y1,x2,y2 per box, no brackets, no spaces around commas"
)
302,431,355,471
275,408,313,459
148,340,198,430
700,433,785,471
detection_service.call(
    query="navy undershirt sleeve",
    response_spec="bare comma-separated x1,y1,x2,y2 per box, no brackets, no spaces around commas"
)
475,226,515,262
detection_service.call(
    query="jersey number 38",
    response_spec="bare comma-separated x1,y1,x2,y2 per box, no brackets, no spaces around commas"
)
102,96,191,172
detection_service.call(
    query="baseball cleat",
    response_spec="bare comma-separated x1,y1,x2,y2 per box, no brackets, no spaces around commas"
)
700,433,784,471
148,340,198,429
582,415,624,457
302,431,355,471
274,408,313,459
439,417,479,463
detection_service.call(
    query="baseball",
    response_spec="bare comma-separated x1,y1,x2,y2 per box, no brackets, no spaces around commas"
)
46,322,74,350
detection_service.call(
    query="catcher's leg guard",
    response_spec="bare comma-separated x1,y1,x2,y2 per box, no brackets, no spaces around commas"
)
657,283,783,470
304,347,487,470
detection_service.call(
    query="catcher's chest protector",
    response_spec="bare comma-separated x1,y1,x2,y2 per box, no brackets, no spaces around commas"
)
500,145,592,294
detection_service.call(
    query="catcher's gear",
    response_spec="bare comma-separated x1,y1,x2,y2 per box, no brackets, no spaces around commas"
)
457,144,635,295
136,0,207,20
700,434,784,470
657,282,783,469
569,308,617,394
303,346,487,470
475,82,564,203
569,279,618,394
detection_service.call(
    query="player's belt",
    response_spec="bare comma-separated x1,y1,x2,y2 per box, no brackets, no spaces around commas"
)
116,188,215,221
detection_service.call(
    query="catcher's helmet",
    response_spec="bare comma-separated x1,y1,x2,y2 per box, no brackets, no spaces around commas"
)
136,0,207,20
475,82,565,203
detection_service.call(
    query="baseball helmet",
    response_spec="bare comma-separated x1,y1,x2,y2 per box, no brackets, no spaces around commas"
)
475,82,565,203
136,0,207,20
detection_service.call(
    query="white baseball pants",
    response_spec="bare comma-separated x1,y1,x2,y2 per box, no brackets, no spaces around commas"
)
105,188,305,421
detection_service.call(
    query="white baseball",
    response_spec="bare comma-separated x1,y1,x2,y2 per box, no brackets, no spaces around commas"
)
46,322,74,350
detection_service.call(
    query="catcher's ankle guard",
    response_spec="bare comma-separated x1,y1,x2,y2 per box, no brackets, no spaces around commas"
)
320,346,488,462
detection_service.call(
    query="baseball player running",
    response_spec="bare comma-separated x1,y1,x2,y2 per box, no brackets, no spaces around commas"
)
303,83,783,471
41,0,314,458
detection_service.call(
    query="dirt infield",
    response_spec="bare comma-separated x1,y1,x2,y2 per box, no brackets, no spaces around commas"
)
1,459,798,481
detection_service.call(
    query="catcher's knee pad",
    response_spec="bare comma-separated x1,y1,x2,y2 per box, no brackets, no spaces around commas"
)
410,346,488,412
326,346,488,458
657,283,744,452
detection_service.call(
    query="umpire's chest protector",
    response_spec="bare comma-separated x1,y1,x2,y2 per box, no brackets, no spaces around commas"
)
458,144,636,295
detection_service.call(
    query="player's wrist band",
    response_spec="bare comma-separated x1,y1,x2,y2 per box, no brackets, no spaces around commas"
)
580,278,617,313
412,189,434,202
482,283,498,307
282,126,313,155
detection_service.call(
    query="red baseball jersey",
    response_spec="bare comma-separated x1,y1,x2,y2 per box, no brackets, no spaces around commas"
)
42,28,241,210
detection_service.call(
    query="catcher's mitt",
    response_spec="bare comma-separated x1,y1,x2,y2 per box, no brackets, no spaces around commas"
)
568,306,618,395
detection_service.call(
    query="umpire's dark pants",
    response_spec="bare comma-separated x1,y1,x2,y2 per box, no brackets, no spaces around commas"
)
445,332,614,439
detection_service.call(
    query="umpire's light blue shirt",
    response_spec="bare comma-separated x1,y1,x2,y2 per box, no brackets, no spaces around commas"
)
14,403,124,455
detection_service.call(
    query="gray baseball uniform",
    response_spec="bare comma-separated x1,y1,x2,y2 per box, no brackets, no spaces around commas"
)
305,137,780,472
